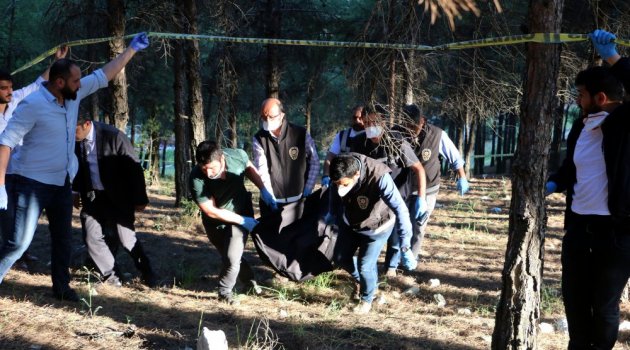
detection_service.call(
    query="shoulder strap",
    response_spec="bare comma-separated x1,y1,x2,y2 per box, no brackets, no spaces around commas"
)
340,128,351,153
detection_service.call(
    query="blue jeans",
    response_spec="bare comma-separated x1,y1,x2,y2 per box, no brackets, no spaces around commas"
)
386,193,437,269
562,213,630,350
333,223,392,303
0,175,73,294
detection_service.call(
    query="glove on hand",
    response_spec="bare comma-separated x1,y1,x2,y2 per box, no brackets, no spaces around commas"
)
0,185,7,210
456,178,470,196
545,181,557,196
130,32,150,51
321,176,331,188
303,187,312,198
401,249,418,271
415,197,428,220
590,29,617,60
240,217,259,232
260,188,279,211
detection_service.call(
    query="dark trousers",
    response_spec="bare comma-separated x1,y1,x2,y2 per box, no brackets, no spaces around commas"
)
80,192,152,280
562,213,630,350
202,218,255,297
0,175,73,294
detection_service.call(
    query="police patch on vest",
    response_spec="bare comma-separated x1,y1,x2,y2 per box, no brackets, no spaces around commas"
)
357,195,369,210
421,148,432,161
289,147,299,160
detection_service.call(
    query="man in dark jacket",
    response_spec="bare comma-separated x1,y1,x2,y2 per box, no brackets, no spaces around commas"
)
546,29,630,349
73,115,157,288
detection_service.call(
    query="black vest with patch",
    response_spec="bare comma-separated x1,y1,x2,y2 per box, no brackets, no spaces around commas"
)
342,153,393,233
255,120,307,199
415,124,442,189
338,128,361,153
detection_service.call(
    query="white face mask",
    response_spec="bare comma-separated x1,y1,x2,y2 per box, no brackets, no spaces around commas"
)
263,117,283,131
365,125,382,138
338,182,354,197
207,161,225,180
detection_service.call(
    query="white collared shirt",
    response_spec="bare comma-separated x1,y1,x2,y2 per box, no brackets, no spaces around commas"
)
83,124,104,190
571,111,610,215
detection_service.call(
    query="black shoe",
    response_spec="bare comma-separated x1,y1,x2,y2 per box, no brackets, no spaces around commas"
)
53,288,80,302
142,272,160,288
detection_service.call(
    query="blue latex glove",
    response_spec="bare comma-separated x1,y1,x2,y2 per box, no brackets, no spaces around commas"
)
456,178,470,196
240,217,259,232
323,212,336,226
590,29,617,60
545,181,557,196
415,197,428,220
321,176,331,188
303,187,312,198
401,249,418,271
260,188,279,211
0,185,6,210
129,32,150,51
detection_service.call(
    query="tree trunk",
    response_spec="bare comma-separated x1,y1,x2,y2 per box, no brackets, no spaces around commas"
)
183,0,206,163
403,51,416,105
474,119,485,175
305,67,321,135
463,117,477,178
107,0,130,132
548,102,565,172
149,133,161,187
265,0,281,98
388,53,397,124
161,139,167,177
173,40,191,206
5,0,16,69
496,114,505,173
491,0,564,348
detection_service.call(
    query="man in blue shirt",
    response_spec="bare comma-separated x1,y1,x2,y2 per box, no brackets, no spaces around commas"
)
0,33,149,302
0,46,68,267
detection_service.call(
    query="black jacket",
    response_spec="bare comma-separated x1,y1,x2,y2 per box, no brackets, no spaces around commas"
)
72,122,148,227
549,57,630,227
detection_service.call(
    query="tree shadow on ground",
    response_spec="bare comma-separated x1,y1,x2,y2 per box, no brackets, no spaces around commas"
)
1,279,483,350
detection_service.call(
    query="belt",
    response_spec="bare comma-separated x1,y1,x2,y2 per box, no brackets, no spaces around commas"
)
275,194,302,204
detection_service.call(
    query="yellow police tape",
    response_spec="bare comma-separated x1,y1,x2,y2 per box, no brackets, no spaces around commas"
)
11,32,630,75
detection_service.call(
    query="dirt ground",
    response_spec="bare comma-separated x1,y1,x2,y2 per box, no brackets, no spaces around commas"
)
1,177,630,349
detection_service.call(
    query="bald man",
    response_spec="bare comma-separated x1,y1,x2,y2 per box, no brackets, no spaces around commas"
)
252,98,319,230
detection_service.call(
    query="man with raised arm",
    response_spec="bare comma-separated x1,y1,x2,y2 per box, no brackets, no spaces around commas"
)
0,33,149,302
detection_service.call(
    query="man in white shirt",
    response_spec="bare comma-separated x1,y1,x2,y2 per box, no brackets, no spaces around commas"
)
321,105,366,187
546,29,630,349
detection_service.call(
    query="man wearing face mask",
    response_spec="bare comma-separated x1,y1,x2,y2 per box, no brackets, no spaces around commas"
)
252,98,320,230
545,30,630,349
348,108,426,276
321,105,366,187
190,141,269,305
328,153,412,313
396,104,469,263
